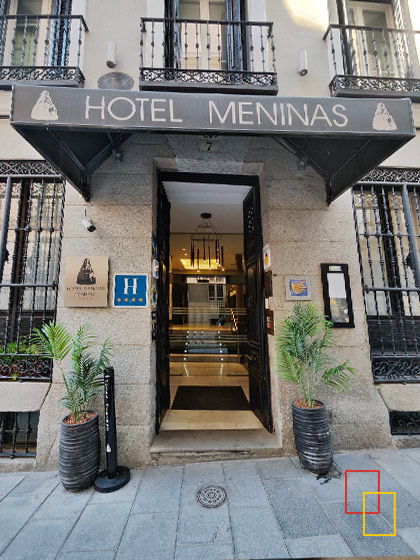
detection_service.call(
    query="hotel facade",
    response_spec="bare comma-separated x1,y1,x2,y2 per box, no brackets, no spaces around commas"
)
1,0,420,468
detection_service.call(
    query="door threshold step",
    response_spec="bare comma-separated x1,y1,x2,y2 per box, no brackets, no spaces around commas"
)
150,429,281,465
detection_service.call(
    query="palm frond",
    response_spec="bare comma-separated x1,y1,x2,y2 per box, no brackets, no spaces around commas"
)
275,303,355,407
321,363,355,392
31,322,113,421
31,321,72,361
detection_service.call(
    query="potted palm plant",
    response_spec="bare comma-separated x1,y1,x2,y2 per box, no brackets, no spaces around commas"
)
276,303,354,474
31,322,112,492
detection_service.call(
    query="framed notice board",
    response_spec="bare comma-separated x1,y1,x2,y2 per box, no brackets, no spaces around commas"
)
321,263,355,328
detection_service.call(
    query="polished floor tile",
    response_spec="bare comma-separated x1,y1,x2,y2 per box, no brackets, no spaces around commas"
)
160,410,263,431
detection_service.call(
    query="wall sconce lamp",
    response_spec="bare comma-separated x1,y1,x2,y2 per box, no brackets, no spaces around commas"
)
106,41,117,68
298,48,308,76
81,209,96,232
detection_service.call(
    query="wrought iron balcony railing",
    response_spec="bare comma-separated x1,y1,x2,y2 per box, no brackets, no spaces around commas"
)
324,23,420,99
0,14,88,88
140,17,277,94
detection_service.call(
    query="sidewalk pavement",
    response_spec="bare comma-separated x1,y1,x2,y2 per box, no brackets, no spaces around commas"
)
0,448,420,560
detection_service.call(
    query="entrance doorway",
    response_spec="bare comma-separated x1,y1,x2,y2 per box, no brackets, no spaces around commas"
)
155,173,272,433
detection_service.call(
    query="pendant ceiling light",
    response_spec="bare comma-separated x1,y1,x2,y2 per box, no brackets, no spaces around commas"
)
190,213,224,271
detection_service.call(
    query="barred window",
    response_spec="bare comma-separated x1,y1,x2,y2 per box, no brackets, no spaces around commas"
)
0,163,65,381
353,183,420,383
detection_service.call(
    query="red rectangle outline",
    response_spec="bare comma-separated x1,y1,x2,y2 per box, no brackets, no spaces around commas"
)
345,470,381,514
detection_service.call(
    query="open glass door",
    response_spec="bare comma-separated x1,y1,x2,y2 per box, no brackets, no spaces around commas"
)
243,187,272,431
155,180,171,432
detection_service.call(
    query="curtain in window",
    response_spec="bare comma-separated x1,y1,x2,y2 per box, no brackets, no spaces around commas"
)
50,0,72,66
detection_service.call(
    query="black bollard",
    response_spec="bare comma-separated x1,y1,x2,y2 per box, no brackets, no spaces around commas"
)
94,367,130,493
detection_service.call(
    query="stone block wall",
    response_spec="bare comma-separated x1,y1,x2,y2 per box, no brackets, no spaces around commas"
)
34,132,404,468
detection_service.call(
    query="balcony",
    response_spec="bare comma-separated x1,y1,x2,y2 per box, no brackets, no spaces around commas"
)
0,14,88,88
324,24,420,101
140,17,277,94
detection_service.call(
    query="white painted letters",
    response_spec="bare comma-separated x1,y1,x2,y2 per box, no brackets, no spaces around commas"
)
151,99,167,122
256,102,278,125
108,97,136,121
332,104,349,127
287,103,309,126
82,93,355,133
85,96,105,120
310,104,333,127
209,101,236,124
169,99,183,123
238,102,254,125
135,98,150,121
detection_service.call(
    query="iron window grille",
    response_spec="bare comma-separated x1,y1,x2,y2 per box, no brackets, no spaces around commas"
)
389,410,420,435
0,162,65,381
353,183,420,383
0,411,39,458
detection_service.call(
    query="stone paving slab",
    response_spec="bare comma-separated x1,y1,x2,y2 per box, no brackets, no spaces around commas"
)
399,528,420,555
404,448,420,465
256,457,302,480
224,459,271,509
0,495,51,554
175,543,235,560
177,481,232,545
230,505,289,559
57,550,116,560
183,460,225,486
369,450,420,501
0,448,419,559
6,471,59,498
263,477,337,539
32,483,93,521
0,475,25,502
62,502,132,553
285,535,353,558
131,464,183,514
322,500,414,557
89,469,143,504
291,459,346,504
1,517,76,560
116,512,178,560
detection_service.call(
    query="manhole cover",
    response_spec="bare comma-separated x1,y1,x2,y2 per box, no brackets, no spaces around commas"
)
196,485,227,508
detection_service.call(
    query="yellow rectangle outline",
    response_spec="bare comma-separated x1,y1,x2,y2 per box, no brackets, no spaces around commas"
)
363,492,396,536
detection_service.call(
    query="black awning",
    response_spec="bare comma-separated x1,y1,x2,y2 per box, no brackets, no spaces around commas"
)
10,85,415,202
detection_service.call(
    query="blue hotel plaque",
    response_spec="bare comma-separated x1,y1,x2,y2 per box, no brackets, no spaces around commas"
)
114,274,148,308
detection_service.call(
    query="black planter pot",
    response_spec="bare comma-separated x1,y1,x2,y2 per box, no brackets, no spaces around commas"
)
59,411,100,492
291,400,333,474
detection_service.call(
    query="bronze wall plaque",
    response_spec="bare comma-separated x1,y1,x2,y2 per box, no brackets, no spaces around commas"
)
64,256,109,307
97,72,134,91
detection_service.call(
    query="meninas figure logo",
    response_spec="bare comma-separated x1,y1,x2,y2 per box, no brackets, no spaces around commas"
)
31,91,58,121
373,102,397,131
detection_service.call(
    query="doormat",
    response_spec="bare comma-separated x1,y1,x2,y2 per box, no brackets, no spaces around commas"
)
171,386,250,410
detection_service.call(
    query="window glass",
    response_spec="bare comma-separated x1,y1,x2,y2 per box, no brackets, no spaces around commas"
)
16,0,42,14
209,0,225,20
362,9,388,28
179,0,200,19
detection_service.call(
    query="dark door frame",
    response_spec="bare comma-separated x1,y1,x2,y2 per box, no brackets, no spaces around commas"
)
154,170,273,433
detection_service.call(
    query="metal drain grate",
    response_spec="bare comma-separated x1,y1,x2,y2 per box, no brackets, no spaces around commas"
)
196,485,227,508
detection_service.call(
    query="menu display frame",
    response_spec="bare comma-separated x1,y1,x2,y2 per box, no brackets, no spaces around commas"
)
321,263,355,328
